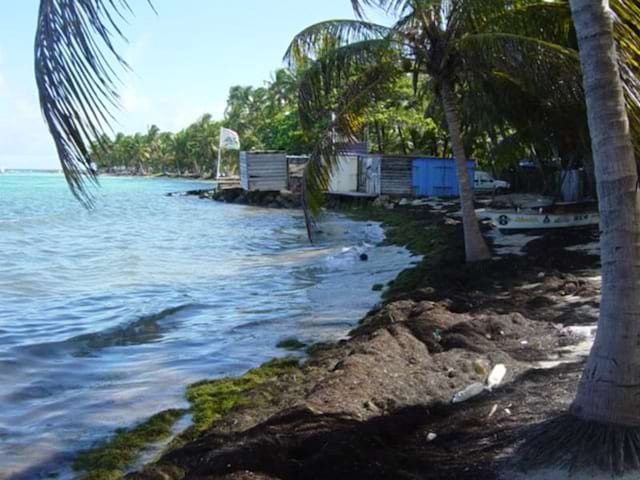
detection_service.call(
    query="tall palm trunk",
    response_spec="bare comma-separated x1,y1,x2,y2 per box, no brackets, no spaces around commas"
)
440,81,491,263
570,0,640,426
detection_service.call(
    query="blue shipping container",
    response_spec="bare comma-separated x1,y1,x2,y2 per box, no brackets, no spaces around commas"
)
412,157,476,197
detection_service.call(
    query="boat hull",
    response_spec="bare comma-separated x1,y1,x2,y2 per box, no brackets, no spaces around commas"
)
485,210,600,234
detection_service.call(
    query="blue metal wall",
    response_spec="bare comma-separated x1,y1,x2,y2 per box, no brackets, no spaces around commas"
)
411,157,476,197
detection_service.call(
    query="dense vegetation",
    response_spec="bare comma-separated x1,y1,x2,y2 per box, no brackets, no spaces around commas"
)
89,70,307,176
90,67,458,177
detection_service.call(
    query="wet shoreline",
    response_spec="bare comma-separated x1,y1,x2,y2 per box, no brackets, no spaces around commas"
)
113,203,602,480
0,174,417,480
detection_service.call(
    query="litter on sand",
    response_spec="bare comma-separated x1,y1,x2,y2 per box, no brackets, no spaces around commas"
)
451,364,508,403
451,382,486,403
486,364,507,391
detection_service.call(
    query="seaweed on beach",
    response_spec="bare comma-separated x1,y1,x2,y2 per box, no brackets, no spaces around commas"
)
73,409,186,480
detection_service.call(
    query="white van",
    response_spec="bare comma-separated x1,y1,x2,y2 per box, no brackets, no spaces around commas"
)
474,171,510,194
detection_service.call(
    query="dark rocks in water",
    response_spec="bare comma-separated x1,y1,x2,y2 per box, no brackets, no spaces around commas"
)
276,337,308,351
360,253,369,262
166,189,213,198
208,188,302,209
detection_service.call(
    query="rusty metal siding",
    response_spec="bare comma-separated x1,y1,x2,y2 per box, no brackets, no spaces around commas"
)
380,156,413,195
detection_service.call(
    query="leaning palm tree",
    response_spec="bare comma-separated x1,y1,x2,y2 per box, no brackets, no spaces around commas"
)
286,0,581,262
519,0,640,474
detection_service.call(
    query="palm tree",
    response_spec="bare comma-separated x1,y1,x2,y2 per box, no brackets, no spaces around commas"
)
286,0,579,262
520,0,640,474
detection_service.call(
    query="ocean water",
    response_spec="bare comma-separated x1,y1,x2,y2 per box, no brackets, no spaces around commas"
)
0,172,416,479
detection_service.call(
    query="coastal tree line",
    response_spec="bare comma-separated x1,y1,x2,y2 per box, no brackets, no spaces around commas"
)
89,70,307,176
89,68,458,176
91,42,593,185
32,0,640,476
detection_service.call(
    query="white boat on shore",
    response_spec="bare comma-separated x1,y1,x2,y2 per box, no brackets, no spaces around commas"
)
483,201,599,233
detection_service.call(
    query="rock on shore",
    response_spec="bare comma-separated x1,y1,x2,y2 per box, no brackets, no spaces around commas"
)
125,252,600,479
206,188,302,209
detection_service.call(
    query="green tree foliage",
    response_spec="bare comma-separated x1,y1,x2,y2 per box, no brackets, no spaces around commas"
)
90,69,312,175
36,0,638,203
90,65,455,175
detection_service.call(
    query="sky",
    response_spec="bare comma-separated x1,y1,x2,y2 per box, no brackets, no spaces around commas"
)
0,1,387,169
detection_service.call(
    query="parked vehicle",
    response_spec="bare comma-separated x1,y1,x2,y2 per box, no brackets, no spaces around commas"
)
474,171,510,194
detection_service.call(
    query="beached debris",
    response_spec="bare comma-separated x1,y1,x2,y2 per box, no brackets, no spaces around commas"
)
486,364,507,391
452,382,486,403
452,364,507,403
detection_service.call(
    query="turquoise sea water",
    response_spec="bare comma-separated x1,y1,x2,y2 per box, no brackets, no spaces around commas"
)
0,172,415,479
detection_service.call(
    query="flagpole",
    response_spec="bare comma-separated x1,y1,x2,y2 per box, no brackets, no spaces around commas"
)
216,127,223,180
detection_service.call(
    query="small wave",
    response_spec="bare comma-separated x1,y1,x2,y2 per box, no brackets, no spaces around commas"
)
229,318,275,332
21,304,195,357
68,304,193,350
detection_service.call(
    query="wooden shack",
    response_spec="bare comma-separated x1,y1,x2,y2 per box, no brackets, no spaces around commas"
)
328,154,412,197
240,151,288,191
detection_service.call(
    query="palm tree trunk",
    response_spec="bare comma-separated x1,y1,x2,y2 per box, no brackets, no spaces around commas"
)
440,81,491,263
570,0,640,426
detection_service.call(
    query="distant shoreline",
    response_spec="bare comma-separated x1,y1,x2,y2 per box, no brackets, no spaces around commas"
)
0,169,215,181
98,170,216,181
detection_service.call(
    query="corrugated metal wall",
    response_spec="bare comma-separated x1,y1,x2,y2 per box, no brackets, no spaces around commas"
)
412,157,475,197
240,151,288,191
240,152,249,190
380,156,413,195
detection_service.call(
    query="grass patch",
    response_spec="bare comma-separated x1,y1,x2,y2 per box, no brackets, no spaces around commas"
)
73,408,186,480
185,357,300,434
276,337,307,350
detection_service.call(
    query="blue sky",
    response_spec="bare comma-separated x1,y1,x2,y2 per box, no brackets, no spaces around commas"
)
0,1,387,169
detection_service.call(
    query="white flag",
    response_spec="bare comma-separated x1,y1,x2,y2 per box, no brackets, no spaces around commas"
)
220,127,240,151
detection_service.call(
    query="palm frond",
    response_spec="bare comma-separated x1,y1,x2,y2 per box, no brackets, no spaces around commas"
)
35,0,146,205
459,33,582,108
295,42,402,237
284,19,393,66
351,0,419,18
612,0,640,161
296,39,400,130
471,1,574,45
